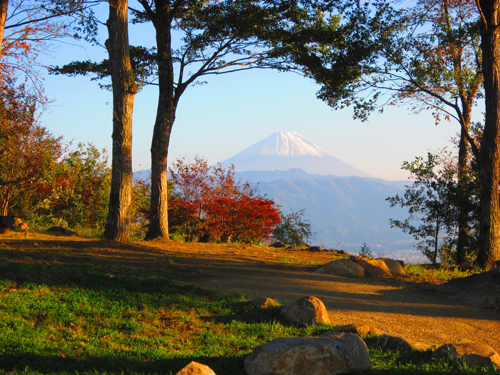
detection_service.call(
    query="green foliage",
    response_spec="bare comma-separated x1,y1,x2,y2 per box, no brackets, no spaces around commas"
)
26,142,111,232
300,1,482,126
387,151,479,265
273,209,313,246
0,82,64,217
359,242,373,259
404,263,478,281
263,1,399,121
129,176,157,239
50,46,158,90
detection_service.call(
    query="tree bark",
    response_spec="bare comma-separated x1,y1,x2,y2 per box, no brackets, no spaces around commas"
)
103,0,136,242
0,0,8,52
455,99,472,266
476,0,500,269
144,6,175,240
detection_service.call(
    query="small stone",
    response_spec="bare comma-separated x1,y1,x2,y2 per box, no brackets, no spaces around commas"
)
175,361,216,375
377,334,428,352
46,226,77,236
308,246,322,251
270,241,288,248
252,297,278,308
327,324,383,338
278,296,330,326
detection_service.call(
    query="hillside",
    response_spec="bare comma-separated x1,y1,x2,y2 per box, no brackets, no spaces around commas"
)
241,171,417,259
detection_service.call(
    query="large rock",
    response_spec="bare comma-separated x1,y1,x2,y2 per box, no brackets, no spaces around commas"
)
376,258,406,276
438,268,500,309
433,343,500,369
278,296,330,326
376,334,428,352
176,362,216,375
315,259,365,276
356,259,392,278
244,333,372,375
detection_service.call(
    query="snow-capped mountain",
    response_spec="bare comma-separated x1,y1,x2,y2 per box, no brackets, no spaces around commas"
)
220,131,370,177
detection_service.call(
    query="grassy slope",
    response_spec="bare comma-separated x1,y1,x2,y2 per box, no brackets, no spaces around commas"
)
0,234,495,375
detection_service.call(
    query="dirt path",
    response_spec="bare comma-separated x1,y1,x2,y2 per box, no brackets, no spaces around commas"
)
150,244,500,352
1,235,498,353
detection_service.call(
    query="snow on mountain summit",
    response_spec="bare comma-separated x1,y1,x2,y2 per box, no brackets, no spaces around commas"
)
260,131,329,157
221,131,370,177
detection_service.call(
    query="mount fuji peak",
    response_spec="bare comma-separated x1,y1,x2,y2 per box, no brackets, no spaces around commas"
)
253,131,329,157
221,131,371,177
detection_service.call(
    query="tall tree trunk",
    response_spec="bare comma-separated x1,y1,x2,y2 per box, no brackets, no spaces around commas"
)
144,12,175,240
103,0,136,242
476,0,500,269
455,103,471,266
0,191,9,216
0,0,8,53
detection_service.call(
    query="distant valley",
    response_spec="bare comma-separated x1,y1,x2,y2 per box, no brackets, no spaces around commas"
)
225,131,422,262
234,169,422,262
135,131,425,263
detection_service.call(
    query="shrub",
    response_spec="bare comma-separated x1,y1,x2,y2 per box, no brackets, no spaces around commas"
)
273,209,312,246
168,156,281,243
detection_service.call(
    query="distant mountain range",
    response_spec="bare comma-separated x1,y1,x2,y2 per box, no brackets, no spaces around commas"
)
134,131,423,262
235,169,416,258
221,131,371,177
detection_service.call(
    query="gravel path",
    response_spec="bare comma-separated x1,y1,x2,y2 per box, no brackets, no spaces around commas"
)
162,247,500,352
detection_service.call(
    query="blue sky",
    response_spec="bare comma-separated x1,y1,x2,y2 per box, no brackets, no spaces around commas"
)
37,2,478,181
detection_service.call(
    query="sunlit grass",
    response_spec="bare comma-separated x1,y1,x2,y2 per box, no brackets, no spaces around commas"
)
0,243,496,375
404,263,478,282
0,261,334,375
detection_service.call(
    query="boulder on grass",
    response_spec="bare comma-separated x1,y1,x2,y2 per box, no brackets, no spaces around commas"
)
244,333,372,375
278,296,330,326
175,361,216,375
376,258,406,276
315,259,365,277
356,259,392,278
433,343,500,369
376,334,428,352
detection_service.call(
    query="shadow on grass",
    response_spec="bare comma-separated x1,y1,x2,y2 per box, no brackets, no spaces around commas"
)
0,260,287,327
0,349,496,375
0,238,499,322
0,352,246,375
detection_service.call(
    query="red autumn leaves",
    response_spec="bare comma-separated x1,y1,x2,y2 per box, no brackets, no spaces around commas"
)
168,156,281,243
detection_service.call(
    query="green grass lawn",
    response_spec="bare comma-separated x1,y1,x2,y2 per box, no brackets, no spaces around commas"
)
0,258,496,374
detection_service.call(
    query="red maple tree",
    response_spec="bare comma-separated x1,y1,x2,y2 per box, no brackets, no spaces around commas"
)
168,156,281,243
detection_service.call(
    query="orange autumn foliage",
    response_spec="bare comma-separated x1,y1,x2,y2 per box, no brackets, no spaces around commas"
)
168,156,281,243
